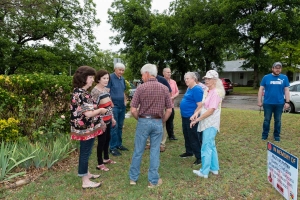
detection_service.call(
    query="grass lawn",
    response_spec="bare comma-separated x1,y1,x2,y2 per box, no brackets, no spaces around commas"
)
232,87,259,95
3,108,300,199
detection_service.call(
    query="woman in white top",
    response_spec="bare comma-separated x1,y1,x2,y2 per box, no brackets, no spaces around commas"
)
190,70,225,178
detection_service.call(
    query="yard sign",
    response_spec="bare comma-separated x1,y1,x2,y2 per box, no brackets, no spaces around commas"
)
267,142,298,200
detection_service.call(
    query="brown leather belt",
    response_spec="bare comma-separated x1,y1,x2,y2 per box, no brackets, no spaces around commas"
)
138,115,161,119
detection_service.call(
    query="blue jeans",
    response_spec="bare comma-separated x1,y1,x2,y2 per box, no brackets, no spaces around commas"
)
181,117,201,159
129,118,163,185
110,105,126,149
262,104,284,140
200,127,219,175
78,138,95,176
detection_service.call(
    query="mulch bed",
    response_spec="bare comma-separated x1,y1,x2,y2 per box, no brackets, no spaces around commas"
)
1,150,79,191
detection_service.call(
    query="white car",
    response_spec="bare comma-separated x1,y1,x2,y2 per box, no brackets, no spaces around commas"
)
286,81,300,113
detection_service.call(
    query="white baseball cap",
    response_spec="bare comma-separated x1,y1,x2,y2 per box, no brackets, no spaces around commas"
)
203,70,219,79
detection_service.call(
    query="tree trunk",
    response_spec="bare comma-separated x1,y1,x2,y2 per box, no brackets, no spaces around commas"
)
252,38,262,89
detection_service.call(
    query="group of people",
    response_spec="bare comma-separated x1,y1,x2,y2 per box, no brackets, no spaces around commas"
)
70,63,130,188
69,62,182,188
70,60,289,189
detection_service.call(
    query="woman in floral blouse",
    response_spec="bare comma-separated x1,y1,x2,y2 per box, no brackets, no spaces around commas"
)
70,66,108,189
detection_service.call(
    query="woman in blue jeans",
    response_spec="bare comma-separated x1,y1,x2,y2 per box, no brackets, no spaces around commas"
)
70,66,108,189
190,70,225,178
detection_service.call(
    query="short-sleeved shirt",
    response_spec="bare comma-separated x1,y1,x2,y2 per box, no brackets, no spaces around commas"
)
260,73,290,104
157,75,172,92
180,85,203,117
197,88,222,132
70,88,103,141
107,73,126,107
130,78,172,118
168,78,179,107
91,87,113,123
198,82,207,91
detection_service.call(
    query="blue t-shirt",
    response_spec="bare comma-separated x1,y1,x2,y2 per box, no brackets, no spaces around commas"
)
107,73,126,107
260,73,289,104
180,85,203,117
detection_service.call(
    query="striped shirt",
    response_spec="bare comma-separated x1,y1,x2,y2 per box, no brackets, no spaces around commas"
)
130,78,172,118
91,87,113,123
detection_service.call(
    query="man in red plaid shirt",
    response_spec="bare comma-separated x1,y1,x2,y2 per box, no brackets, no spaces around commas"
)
129,64,172,188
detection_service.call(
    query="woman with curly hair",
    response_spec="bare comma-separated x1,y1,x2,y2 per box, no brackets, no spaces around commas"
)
70,66,108,189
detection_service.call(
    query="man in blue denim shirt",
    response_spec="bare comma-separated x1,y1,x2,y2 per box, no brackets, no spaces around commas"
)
107,63,128,156
129,64,172,188
257,62,290,142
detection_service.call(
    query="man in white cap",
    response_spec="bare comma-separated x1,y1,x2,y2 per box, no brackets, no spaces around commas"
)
257,62,290,142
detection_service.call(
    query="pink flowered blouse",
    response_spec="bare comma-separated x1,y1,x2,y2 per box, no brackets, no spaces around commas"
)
70,88,103,141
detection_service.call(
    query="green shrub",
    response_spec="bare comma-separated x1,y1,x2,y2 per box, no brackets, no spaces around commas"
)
0,118,21,142
0,74,72,140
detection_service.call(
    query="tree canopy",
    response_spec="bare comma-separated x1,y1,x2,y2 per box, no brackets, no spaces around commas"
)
1,0,300,87
0,0,101,74
108,0,300,86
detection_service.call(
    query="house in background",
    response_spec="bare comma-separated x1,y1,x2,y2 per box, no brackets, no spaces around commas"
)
172,59,300,86
217,60,262,86
216,60,300,85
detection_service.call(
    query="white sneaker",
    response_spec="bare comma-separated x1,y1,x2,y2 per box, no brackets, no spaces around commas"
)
130,180,136,185
210,170,219,175
192,170,208,178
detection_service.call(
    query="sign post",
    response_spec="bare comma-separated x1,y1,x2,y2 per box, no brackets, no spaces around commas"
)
267,142,298,200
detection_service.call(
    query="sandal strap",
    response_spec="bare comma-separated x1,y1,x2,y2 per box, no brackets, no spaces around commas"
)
104,159,116,164
98,164,109,171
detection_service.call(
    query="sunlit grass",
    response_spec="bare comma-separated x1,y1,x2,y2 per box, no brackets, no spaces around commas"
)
3,108,299,199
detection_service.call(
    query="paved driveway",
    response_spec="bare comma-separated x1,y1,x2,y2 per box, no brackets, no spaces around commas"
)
175,94,259,111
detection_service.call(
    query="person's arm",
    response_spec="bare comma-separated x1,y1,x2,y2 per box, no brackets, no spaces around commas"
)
190,108,215,127
130,107,139,120
171,83,179,100
124,93,127,105
190,102,202,121
163,108,172,122
257,86,264,107
284,87,290,109
84,108,108,118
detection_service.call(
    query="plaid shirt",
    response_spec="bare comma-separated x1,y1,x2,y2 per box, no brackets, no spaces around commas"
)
130,78,172,118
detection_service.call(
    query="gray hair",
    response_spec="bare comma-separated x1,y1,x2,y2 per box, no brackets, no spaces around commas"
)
194,72,200,82
140,64,157,77
184,72,197,81
114,63,125,70
163,68,171,72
